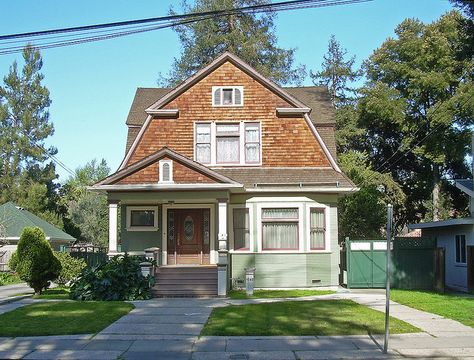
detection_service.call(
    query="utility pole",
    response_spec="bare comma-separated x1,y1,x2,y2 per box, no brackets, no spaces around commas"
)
383,204,393,354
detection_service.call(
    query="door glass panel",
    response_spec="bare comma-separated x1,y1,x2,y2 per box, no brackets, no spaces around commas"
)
184,215,194,242
168,211,175,247
203,210,210,245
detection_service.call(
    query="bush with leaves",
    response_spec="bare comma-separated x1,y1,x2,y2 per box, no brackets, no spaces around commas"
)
9,227,61,294
70,254,153,301
54,252,86,285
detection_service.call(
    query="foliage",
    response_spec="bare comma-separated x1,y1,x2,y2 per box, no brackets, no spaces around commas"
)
159,0,306,86
202,300,419,336
338,151,406,240
0,45,61,225
70,254,153,301
54,252,86,285
9,227,61,294
228,289,335,299
60,159,110,245
391,289,474,328
0,271,22,286
0,301,133,337
310,35,361,106
356,11,474,223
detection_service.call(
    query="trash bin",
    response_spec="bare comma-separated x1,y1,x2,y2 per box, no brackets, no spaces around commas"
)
245,267,256,296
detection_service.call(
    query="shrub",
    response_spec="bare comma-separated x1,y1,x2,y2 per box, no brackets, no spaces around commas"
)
10,227,61,294
70,254,154,301
0,271,22,286
54,252,87,285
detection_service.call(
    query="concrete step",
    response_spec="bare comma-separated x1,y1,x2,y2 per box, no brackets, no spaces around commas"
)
155,278,217,285
153,266,218,297
152,289,217,297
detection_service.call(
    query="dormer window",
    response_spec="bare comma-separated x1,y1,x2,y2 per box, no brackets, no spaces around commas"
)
159,160,173,183
212,86,243,106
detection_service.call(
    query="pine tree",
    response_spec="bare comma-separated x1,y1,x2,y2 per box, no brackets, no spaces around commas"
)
159,0,306,86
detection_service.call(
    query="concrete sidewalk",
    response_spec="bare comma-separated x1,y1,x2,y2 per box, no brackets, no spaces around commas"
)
0,283,33,301
1,292,474,359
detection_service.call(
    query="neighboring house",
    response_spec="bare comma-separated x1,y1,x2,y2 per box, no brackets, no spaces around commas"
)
409,139,474,292
91,52,357,296
0,202,76,271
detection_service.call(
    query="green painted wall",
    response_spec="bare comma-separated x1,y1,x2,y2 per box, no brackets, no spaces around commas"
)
230,253,333,288
120,204,162,252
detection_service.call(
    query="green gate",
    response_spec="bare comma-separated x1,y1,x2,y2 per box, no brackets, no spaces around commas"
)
346,239,387,288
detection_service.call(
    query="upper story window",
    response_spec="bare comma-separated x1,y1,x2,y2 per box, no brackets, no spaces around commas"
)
195,122,261,166
212,86,243,106
159,160,173,183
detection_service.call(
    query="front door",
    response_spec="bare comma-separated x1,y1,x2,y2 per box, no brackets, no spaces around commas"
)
167,208,210,265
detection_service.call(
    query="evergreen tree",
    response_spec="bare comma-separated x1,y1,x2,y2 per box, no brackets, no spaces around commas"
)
159,0,306,86
310,35,361,106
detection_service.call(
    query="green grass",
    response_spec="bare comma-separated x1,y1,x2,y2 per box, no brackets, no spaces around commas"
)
33,286,71,300
391,289,474,328
201,299,420,336
0,301,134,337
0,272,22,286
228,289,335,299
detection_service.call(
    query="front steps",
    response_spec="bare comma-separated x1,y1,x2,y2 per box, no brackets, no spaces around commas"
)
152,266,218,297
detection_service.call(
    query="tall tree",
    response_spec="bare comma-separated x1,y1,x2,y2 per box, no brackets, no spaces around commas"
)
0,45,61,224
60,159,110,246
358,11,474,222
310,35,361,106
159,0,306,86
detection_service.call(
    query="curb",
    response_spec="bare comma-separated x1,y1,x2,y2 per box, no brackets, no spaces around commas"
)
0,294,33,305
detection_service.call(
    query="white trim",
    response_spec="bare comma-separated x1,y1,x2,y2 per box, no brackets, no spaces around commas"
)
256,202,305,253
161,203,216,265
212,86,244,107
92,183,242,191
194,121,262,167
305,203,331,253
351,242,371,251
229,203,254,253
145,109,179,117
159,160,174,183
276,107,311,115
119,114,152,170
303,114,341,172
242,187,356,193
126,205,159,232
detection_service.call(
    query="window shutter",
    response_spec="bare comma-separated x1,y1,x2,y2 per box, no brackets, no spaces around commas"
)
214,88,221,105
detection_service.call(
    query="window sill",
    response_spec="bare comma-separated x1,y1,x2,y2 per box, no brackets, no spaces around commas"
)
454,263,467,267
126,227,159,232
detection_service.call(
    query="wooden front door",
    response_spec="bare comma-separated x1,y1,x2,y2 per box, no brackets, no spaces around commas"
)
167,208,210,265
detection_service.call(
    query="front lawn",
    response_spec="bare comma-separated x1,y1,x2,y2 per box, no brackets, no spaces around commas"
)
391,289,474,328
229,289,335,299
202,300,419,336
0,301,133,337
0,272,22,286
33,286,70,300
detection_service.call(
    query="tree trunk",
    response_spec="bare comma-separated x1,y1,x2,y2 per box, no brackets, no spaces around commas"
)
432,164,440,221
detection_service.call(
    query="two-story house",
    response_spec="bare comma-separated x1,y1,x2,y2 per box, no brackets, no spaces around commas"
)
92,52,356,296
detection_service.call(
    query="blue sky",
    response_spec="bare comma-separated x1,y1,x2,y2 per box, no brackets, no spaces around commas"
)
0,0,454,182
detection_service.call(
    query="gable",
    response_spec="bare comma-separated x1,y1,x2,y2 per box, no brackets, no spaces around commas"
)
124,59,332,169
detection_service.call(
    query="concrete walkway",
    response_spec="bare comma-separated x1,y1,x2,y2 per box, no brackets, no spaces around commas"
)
0,283,33,301
0,292,474,359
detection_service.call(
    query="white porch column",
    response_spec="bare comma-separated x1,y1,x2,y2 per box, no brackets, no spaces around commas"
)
108,201,119,255
217,198,229,296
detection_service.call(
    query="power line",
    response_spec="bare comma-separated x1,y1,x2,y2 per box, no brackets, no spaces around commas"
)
0,0,372,54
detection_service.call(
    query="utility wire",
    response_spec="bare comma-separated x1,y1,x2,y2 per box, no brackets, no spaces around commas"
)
0,0,372,54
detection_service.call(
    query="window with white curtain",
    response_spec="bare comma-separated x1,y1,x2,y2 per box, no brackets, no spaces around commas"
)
310,208,326,250
212,86,243,106
194,122,261,165
196,123,211,163
262,208,299,250
233,208,250,250
216,124,240,163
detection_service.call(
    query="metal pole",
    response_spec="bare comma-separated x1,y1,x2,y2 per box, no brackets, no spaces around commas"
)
383,204,393,354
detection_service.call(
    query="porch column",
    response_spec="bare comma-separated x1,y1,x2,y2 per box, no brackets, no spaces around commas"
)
217,198,228,296
108,201,119,255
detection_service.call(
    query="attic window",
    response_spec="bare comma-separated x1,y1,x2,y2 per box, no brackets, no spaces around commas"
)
159,160,173,183
212,86,243,106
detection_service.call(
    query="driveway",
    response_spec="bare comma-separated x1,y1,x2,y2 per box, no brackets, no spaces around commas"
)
1,292,474,359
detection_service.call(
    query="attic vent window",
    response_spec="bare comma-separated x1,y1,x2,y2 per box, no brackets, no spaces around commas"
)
159,160,173,183
212,86,243,106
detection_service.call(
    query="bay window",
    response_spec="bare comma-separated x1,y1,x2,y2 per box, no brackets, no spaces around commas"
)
309,208,326,250
261,208,299,250
233,208,250,250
